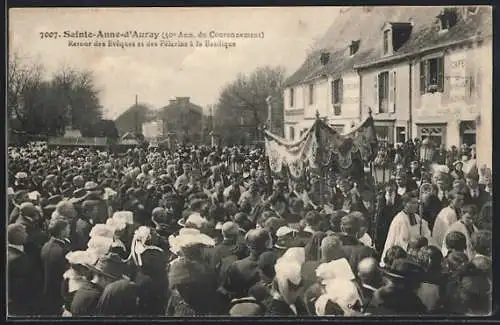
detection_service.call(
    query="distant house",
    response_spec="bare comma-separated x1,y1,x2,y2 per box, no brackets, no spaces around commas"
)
159,97,205,145
114,104,157,136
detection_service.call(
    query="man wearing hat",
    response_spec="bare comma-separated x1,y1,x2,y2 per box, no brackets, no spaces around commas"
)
151,206,178,239
8,223,41,315
71,253,128,316
73,175,86,193
43,194,64,219
14,171,29,191
463,165,489,211
394,171,417,197
407,161,421,184
14,202,49,268
365,259,427,315
8,190,30,223
223,174,245,205
40,217,72,315
174,163,193,191
210,221,248,271
82,182,108,224
222,229,274,300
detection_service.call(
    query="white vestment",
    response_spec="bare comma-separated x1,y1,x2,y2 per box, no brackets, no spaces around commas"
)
380,211,432,267
432,206,458,249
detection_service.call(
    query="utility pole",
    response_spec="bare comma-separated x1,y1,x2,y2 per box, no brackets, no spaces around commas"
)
134,94,140,134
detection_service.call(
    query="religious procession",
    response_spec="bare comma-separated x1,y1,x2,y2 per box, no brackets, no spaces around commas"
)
7,110,492,317
7,5,493,319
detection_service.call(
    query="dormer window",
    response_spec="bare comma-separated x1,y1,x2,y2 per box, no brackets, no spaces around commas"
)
320,52,330,66
438,8,458,31
382,22,413,55
461,6,479,20
349,40,360,56
383,30,390,55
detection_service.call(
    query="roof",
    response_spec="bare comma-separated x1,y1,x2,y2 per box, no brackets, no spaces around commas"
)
159,99,204,118
285,6,492,87
114,103,158,136
356,6,492,69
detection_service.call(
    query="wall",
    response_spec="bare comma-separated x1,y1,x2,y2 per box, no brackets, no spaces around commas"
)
411,44,484,147
475,39,492,168
283,71,363,140
360,61,410,143
360,61,410,120
142,121,162,139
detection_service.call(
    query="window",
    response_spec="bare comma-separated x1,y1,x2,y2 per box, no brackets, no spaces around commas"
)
349,40,360,56
289,88,294,108
332,78,343,116
378,71,389,113
289,126,295,141
418,124,446,147
389,71,396,113
308,84,314,105
383,30,390,55
396,127,406,143
438,8,458,31
375,126,391,144
420,57,444,94
460,121,476,146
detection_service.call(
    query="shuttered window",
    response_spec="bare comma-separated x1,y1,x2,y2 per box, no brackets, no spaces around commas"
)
308,84,314,105
389,71,396,113
383,30,390,55
289,88,294,107
378,71,389,113
420,57,445,94
332,78,343,116
420,61,426,94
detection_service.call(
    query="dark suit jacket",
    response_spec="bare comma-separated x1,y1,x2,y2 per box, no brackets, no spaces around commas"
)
40,237,71,315
375,193,403,252
8,246,41,315
422,195,444,230
338,234,377,274
463,188,490,211
73,218,92,251
301,260,321,291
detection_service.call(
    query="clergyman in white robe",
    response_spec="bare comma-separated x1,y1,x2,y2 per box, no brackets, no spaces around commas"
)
380,210,433,267
432,206,459,249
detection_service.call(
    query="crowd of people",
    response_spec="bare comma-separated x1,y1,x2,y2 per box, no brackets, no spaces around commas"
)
7,141,492,317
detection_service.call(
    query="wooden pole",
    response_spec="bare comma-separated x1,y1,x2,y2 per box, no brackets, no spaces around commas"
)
315,110,324,208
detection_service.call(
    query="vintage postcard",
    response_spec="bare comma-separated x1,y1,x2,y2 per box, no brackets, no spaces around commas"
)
7,6,492,318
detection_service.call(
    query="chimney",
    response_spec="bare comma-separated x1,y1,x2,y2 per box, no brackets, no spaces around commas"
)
176,97,190,105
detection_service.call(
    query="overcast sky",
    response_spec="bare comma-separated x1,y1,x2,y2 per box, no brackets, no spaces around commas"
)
9,7,340,119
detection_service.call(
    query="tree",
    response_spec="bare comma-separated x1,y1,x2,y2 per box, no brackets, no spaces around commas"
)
7,51,44,132
7,52,104,136
214,65,286,144
50,66,103,132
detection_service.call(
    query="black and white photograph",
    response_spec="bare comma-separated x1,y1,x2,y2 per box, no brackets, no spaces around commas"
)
7,6,493,318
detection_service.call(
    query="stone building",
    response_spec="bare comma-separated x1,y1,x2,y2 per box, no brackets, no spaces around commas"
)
283,6,492,167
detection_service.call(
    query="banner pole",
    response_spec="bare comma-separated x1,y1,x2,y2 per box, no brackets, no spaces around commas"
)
315,111,324,208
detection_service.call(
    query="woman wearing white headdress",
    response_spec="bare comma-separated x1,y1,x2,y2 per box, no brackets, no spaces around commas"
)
263,260,308,316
